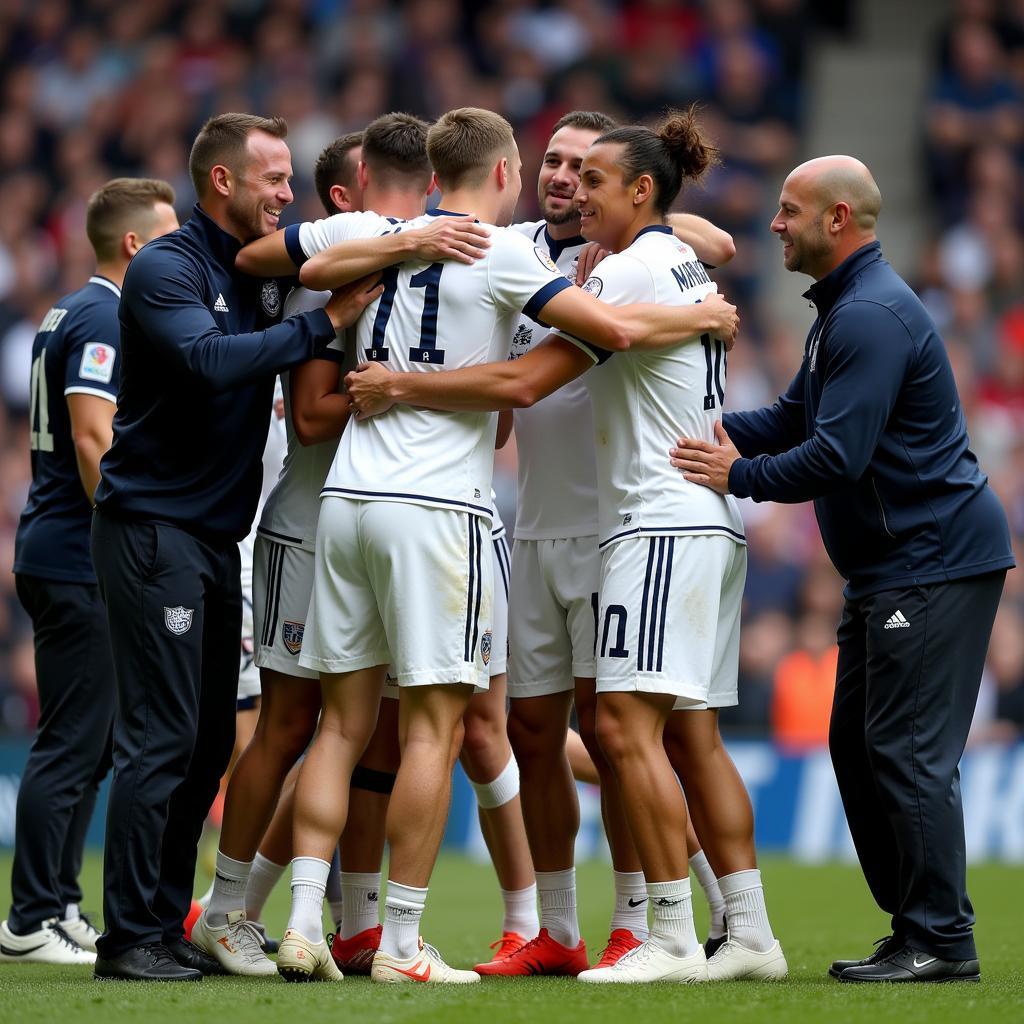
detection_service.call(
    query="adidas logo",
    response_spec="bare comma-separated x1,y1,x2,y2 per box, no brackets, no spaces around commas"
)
884,609,911,629
214,293,229,312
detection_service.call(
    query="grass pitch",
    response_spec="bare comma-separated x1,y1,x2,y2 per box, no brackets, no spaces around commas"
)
1,853,1021,1024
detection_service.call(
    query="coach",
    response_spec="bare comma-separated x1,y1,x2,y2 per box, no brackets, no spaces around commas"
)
90,114,372,982
671,156,1014,984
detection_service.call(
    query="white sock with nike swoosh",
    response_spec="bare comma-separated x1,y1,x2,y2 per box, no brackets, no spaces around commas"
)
717,869,775,952
610,870,649,938
648,878,698,958
380,880,427,960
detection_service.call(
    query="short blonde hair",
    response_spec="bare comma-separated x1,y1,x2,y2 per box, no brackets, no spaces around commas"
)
85,177,176,262
427,108,515,190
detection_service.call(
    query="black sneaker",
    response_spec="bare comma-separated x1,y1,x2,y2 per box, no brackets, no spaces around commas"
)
828,934,901,979
166,936,228,975
838,944,980,984
94,942,202,982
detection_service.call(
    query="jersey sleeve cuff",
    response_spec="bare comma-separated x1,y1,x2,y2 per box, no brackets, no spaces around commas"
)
728,458,753,499
314,348,346,364
555,331,613,365
284,224,307,267
64,385,117,404
522,277,573,326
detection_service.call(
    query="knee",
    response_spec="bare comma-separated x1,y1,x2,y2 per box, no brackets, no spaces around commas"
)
257,710,318,764
460,708,505,773
508,706,554,764
594,703,630,766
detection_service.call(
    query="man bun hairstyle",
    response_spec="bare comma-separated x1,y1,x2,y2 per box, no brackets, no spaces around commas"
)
552,110,617,135
362,112,432,191
596,105,719,216
427,107,516,191
314,131,363,215
189,112,288,199
85,177,176,262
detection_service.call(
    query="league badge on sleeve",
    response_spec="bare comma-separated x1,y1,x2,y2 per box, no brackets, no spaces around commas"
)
261,280,282,318
581,276,603,297
533,247,560,274
79,343,116,384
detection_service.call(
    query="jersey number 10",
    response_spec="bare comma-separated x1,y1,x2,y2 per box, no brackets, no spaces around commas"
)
365,263,446,365
29,346,54,452
701,335,726,411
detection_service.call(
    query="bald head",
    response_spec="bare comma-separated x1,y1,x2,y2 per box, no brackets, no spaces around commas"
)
787,155,881,230
772,155,881,279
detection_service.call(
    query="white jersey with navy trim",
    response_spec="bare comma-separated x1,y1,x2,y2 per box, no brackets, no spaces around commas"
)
257,285,349,551
559,226,745,549
508,220,599,540
299,209,572,519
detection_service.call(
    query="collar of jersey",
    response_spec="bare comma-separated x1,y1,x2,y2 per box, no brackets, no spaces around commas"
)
543,226,586,262
631,224,674,245
89,275,121,298
186,203,244,267
426,207,478,221
803,240,882,312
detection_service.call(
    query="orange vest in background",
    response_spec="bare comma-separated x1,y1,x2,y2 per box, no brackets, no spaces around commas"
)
771,646,839,751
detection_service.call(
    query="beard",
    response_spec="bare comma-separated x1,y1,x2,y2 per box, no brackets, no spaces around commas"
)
227,195,269,244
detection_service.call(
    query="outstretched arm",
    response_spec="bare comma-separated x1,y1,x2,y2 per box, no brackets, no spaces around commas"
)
345,335,592,417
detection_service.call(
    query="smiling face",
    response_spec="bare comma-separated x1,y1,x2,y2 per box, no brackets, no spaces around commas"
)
770,171,833,278
573,141,640,252
537,124,602,228
226,129,294,242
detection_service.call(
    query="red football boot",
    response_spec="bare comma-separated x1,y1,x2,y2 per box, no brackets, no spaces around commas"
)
474,931,529,972
331,924,382,975
593,928,644,969
474,927,588,977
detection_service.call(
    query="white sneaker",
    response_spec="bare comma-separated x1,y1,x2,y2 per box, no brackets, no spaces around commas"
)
707,938,788,980
59,915,101,953
0,918,96,965
578,940,709,984
371,938,480,984
277,929,343,982
191,909,277,976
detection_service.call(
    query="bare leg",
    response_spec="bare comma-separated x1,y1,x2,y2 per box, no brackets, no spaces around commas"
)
566,727,598,785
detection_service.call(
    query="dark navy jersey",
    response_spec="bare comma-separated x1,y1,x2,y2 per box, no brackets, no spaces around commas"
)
94,204,335,543
14,276,122,583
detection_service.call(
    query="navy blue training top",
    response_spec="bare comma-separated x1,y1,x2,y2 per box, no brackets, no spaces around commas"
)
725,241,1014,599
15,276,122,583
94,205,336,544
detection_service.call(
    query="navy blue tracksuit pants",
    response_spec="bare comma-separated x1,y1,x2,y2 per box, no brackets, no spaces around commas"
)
91,510,240,958
829,571,1005,962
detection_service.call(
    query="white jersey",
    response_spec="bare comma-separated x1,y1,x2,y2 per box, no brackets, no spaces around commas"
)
257,286,349,551
559,226,745,549
290,208,573,519
508,220,598,540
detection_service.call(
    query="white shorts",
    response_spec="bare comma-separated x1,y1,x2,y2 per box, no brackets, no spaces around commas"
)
252,536,318,681
300,497,492,689
508,536,600,698
490,527,510,678
237,533,261,703
596,534,745,708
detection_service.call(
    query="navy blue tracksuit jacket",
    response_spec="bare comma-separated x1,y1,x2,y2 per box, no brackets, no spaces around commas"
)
725,241,1014,598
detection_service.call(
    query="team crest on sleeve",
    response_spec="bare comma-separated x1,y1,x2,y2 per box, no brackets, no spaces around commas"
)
164,606,194,635
582,276,603,297
261,280,282,317
480,629,493,666
79,343,116,384
282,620,305,655
533,247,559,274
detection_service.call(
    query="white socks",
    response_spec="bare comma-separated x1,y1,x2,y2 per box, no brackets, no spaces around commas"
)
610,870,649,939
63,903,80,923
287,856,330,942
689,850,726,939
648,878,698,958
340,871,382,939
500,884,539,939
207,851,252,928
535,868,580,947
245,853,286,924
380,880,427,959
718,869,775,952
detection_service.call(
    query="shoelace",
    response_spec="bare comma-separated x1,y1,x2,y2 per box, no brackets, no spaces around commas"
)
227,918,271,964
138,942,181,969
597,932,639,965
45,921,86,953
488,934,523,960
76,913,101,937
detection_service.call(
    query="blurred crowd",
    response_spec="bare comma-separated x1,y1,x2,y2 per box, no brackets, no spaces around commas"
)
0,0,1021,748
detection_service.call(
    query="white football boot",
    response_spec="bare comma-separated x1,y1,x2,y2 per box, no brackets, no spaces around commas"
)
276,928,343,982
0,918,96,965
707,938,788,981
59,914,101,953
578,940,709,984
371,938,480,984
190,909,277,976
